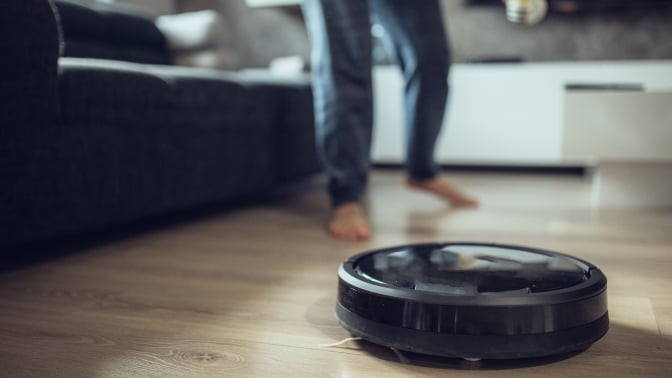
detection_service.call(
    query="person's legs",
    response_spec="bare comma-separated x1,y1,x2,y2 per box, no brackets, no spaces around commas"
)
371,0,478,207
370,0,447,180
302,0,374,240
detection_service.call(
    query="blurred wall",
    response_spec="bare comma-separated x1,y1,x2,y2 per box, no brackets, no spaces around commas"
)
443,2,672,63
176,0,310,68
119,0,672,67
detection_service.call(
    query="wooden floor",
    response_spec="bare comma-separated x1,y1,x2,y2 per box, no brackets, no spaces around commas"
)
1,165,671,377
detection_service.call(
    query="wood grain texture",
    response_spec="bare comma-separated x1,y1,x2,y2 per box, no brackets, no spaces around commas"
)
1,165,671,377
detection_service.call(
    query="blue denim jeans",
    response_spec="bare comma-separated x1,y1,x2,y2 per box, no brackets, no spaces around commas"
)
303,0,451,206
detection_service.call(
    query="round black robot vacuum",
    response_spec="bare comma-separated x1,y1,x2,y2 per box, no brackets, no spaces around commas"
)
336,243,608,360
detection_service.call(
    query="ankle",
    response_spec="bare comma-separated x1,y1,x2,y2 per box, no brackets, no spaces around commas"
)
406,175,438,186
333,202,364,213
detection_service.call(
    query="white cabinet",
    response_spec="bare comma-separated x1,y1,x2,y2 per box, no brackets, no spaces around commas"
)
563,90,672,162
372,61,672,165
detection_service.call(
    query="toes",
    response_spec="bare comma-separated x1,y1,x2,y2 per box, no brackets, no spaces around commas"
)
406,176,479,208
452,197,479,208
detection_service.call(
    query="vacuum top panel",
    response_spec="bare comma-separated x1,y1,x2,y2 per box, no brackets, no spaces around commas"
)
349,243,593,296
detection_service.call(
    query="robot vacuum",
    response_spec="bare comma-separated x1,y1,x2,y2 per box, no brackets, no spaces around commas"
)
336,243,608,360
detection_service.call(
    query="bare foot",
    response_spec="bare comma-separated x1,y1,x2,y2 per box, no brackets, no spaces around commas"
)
406,176,479,208
328,202,371,242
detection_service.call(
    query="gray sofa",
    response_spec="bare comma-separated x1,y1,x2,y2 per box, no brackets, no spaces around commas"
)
0,0,320,250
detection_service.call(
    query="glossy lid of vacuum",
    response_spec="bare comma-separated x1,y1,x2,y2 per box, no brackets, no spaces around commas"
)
351,244,590,296
336,243,609,359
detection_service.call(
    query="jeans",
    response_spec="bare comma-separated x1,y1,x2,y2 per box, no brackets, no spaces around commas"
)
302,0,451,206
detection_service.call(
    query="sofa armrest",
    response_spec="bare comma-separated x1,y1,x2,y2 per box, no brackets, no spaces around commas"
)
0,0,61,124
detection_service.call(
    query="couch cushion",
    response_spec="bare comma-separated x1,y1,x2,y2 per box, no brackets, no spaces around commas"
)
57,58,319,183
55,0,166,48
58,58,276,130
54,0,170,64
235,70,319,183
